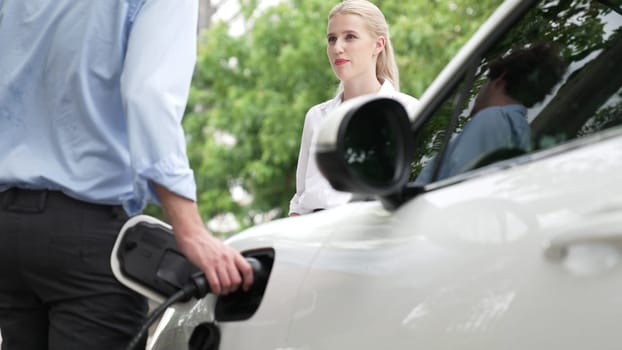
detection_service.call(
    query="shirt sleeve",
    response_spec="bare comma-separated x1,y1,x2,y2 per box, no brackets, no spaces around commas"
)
289,108,315,215
120,0,199,213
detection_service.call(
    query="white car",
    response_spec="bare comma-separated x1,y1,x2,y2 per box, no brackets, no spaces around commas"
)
129,0,622,349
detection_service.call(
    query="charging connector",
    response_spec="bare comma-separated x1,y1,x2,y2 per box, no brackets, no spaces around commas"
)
112,217,272,349
125,257,265,350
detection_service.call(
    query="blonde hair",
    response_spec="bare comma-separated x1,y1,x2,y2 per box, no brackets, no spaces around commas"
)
328,0,400,91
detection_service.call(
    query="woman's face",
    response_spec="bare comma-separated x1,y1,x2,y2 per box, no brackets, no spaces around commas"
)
326,13,382,83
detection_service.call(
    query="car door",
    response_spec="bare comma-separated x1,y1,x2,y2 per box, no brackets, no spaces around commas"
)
285,0,622,349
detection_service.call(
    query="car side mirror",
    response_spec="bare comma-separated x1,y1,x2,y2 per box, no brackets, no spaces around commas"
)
315,95,414,198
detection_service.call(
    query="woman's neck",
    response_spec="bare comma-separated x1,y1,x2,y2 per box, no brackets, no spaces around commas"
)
342,78,382,101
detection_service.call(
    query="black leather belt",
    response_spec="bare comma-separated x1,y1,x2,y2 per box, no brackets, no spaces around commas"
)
0,188,123,215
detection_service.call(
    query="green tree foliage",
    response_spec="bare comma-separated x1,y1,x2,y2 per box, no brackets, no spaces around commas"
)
179,0,500,234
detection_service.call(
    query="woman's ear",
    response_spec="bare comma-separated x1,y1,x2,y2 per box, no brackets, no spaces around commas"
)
375,36,386,55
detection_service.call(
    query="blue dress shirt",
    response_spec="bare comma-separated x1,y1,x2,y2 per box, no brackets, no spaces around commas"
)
0,0,199,215
417,104,529,183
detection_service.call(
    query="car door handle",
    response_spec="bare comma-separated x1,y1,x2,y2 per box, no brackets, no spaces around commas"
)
544,213,622,263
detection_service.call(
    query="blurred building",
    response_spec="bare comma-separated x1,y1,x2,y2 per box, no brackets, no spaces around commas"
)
198,0,215,30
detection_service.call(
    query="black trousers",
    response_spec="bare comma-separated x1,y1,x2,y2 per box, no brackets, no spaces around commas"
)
0,189,148,350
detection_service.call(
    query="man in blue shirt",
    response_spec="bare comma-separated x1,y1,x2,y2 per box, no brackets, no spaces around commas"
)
417,42,567,183
0,1,253,348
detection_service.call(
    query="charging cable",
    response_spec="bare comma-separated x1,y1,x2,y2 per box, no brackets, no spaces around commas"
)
125,257,263,350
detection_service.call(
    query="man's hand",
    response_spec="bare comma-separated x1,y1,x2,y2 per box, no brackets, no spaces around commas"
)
175,225,252,295
154,184,253,295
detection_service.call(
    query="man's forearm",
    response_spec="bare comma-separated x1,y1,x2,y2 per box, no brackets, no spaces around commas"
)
154,183,206,238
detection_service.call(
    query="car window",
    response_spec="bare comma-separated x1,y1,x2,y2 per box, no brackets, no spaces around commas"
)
411,0,622,185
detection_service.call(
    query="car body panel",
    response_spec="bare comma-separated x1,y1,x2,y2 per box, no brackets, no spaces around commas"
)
150,128,622,350
286,129,622,349
150,203,389,349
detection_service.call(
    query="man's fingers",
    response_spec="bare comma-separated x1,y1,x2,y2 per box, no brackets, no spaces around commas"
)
236,254,254,291
226,260,242,292
194,242,253,295
217,262,234,294
205,269,221,295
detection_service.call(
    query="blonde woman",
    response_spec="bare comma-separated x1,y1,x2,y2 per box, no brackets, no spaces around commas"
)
289,0,419,216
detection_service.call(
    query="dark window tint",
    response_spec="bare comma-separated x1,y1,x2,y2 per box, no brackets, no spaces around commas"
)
412,0,622,184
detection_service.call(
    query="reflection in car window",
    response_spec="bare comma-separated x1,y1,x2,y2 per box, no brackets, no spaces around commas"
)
411,0,622,184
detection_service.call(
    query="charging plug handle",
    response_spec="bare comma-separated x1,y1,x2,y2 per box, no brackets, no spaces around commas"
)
186,256,266,300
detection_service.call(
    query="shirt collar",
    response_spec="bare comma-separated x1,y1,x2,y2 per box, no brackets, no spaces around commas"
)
321,80,398,113
378,80,397,95
322,93,343,113
502,104,528,116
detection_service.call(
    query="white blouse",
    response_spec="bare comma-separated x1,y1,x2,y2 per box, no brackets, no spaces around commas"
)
289,81,419,215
